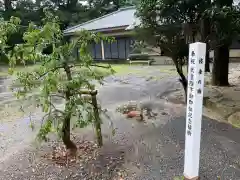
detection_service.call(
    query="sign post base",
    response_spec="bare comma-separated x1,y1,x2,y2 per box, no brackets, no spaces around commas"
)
184,175,200,180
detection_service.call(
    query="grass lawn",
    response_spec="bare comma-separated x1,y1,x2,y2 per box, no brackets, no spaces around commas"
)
112,64,188,77
0,63,186,123
0,63,136,77
0,63,187,78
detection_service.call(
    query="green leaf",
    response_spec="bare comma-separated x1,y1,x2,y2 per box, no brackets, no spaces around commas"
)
2,11,112,148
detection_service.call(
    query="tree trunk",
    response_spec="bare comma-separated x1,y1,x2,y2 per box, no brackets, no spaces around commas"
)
4,0,12,10
211,0,232,85
62,64,77,151
62,112,77,150
91,91,103,147
4,0,13,20
200,18,211,72
178,71,188,103
212,44,229,86
205,46,210,72
173,58,188,103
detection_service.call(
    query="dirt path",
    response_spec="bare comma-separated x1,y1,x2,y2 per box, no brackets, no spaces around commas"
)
0,65,240,179
98,70,240,180
0,111,44,163
0,75,41,163
0,66,177,159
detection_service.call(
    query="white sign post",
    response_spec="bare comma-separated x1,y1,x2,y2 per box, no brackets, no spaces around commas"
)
184,42,206,180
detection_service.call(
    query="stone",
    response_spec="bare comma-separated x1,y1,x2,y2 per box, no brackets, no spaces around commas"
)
127,111,141,118
127,111,143,121
228,111,240,127
161,112,168,115
116,101,139,114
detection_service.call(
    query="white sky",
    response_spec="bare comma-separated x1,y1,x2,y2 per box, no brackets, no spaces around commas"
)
234,0,240,4
79,1,89,6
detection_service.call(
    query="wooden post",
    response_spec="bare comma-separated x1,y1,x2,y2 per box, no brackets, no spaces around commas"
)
184,42,206,180
101,40,105,60
91,90,103,147
79,90,103,147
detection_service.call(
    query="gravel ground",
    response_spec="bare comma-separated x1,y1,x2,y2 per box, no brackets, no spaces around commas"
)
0,65,240,180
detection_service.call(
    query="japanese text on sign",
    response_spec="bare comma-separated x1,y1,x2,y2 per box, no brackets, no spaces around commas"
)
186,51,205,136
187,51,196,136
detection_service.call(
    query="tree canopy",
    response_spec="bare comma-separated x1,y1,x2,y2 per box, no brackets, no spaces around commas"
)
136,0,240,90
0,0,139,28
0,10,114,150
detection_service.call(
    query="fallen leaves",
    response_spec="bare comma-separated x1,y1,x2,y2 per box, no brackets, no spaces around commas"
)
116,101,159,122
127,111,142,119
42,140,98,167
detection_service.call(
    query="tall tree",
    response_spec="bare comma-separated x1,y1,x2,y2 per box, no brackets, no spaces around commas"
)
37,0,90,29
136,0,214,99
210,0,238,86
86,0,137,19
0,0,92,29
200,0,211,72
3,0,13,19
137,0,240,88
136,0,191,100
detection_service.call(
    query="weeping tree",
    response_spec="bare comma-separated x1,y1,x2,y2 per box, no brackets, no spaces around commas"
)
1,11,113,153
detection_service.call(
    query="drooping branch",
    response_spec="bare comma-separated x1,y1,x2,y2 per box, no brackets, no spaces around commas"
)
36,66,64,80
69,63,111,69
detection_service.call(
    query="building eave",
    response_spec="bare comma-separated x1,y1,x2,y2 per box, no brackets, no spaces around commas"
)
65,25,131,36
64,6,138,36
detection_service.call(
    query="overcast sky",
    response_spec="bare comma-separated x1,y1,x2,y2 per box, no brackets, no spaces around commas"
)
234,0,240,5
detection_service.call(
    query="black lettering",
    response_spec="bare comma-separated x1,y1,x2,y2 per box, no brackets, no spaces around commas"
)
191,51,195,57
188,106,193,112
189,93,194,99
197,88,202,94
189,99,193,105
190,73,194,80
191,59,195,64
188,112,193,118
191,67,194,73
188,118,192,124
189,87,194,93
189,81,194,87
